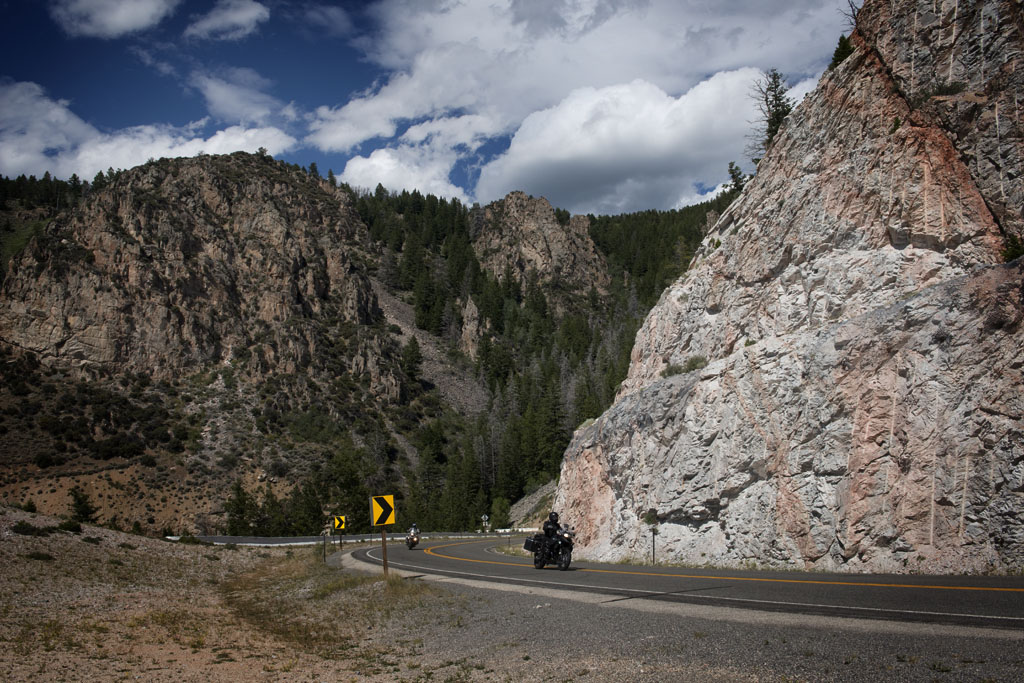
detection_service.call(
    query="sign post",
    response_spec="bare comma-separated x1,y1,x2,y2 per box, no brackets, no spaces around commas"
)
333,515,346,547
370,495,395,577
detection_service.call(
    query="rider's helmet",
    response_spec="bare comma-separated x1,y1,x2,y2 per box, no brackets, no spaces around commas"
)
549,512,559,523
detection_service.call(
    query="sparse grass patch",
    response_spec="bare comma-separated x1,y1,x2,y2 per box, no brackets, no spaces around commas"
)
128,609,208,650
221,552,442,659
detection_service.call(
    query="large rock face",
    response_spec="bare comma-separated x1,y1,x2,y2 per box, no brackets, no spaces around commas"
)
0,153,396,396
857,0,1024,243
471,191,610,296
555,0,1024,573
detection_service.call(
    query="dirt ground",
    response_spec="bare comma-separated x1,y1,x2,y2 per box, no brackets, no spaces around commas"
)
0,506,459,682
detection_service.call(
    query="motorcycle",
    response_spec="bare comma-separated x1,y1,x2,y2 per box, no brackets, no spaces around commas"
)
406,531,420,549
524,527,574,570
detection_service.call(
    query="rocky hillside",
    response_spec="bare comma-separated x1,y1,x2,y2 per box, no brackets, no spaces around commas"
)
0,154,416,533
0,152,643,536
555,0,1024,574
1,153,391,391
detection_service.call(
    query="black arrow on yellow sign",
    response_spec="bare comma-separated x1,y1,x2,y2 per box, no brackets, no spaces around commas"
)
371,495,395,526
333,516,345,530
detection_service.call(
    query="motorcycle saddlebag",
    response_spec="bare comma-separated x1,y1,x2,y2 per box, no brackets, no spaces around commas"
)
523,536,538,552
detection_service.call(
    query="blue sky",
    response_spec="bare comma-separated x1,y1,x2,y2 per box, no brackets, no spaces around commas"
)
1,0,851,215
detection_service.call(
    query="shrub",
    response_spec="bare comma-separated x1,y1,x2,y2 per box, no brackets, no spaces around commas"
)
932,81,966,97
58,519,82,533
684,356,708,372
12,520,50,536
88,434,145,460
660,364,685,378
24,551,55,561
177,534,212,545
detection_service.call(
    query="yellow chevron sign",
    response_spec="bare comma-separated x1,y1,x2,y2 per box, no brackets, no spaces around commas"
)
333,516,345,530
371,495,395,526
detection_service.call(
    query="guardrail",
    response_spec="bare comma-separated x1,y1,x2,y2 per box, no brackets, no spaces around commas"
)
170,530,536,547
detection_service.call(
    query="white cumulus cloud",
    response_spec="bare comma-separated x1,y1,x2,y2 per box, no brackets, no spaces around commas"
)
475,70,762,214
184,0,269,41
340,144,469,203
306,0,849,211
0,80,295,181
191,68,290,126
49,0,181,39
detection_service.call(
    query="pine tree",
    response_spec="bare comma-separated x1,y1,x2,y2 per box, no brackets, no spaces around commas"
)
748,68,794,163
490,496,511,529
257,484,288,535
829,35,854,70
401,336,423,384
69,486,98,524
225,480,257,535
285,480,324,535
727,161,747,194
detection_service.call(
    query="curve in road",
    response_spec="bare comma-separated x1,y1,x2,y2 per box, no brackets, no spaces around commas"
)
351,538,1024,630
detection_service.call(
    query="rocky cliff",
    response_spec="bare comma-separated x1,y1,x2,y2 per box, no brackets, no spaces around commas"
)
555,0,1024,573
0,153,408,532
0,153,395,395
471,191,610,298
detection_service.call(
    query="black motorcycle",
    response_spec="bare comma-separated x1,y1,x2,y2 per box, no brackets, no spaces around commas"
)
524,527,574,570
406,531,420,549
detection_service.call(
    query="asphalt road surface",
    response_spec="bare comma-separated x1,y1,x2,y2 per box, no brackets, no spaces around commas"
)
351,536,1024,630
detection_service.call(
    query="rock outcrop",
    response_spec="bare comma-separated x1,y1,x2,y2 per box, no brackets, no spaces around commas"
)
471,191,610,297
0,153,398,398
555,0,1024,573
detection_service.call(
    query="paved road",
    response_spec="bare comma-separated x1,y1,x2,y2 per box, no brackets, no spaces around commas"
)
352,536,1024,630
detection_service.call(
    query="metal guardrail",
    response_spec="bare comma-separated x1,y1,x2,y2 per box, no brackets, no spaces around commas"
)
173,530,535,547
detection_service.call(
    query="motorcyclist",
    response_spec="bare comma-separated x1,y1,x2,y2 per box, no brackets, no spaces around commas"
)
408,523,419,536
543,512,561,553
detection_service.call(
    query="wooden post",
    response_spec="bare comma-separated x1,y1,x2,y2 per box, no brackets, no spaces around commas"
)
381,528,389,577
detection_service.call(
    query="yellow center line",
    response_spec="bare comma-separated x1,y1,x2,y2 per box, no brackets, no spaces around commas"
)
424,540,1024,593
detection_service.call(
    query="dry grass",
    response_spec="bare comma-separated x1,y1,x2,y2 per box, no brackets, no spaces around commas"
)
221,548,445,660
0,505,465,681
